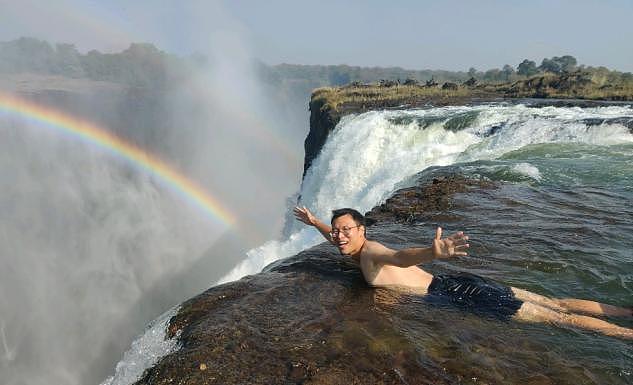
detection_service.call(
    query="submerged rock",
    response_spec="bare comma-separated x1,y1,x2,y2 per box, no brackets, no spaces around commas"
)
366,175,495,224
131,174,632,385
133,176,487,385
135,248,452,385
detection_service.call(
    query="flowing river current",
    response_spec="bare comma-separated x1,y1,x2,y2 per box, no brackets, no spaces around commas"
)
108,102,633,384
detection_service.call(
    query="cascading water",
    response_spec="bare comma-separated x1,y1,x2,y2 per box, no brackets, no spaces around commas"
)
100,306,181,385
107,102,633,384
219,103,633,283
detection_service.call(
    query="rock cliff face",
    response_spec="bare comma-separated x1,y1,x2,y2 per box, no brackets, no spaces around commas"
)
304,97,339,177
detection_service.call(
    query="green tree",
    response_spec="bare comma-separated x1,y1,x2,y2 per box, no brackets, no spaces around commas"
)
517,59,538,76
328,68,351,86
483,68,502,82
539,55,578,74
54,43,84,77
557,55,577,73
0,37,55,73
502,64,515,80
539,57,561,73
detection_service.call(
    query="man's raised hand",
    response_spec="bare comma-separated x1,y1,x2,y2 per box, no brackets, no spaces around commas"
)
293,206,317,226
432,227,469,258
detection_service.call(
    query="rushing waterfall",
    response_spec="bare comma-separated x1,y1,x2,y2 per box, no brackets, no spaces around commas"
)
218,103,633,284
104,101,633,385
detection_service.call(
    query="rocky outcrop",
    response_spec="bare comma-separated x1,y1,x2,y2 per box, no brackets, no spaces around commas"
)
136,250,451,385
304,97,343,177
463,77,477,87
581,116,633,133
505,71,594,99
366,175,495,224
133,176,486,385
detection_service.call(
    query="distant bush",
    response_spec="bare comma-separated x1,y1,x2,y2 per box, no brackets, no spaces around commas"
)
0,37,193,88
2,37,631,100
539,55,577,74
517,59,538,77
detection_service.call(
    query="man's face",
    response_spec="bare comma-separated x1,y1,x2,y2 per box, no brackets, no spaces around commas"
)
331,214,365,256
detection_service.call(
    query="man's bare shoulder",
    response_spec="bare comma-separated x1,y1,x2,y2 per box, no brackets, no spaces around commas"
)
361,240,396,260
357,240,391,284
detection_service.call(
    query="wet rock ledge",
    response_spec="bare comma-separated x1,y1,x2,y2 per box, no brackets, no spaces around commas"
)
134,176,492,385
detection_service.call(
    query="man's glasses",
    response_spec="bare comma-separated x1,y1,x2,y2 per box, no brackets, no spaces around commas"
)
330,225,361,238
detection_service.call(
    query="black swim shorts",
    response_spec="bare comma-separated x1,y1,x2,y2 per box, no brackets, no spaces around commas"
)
427,272,523,320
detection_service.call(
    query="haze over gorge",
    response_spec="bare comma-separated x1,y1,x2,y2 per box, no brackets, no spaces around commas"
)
0,37,307,385
1,36,632,385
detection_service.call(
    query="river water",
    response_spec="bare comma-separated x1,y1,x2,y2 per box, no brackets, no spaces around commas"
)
224,102,633,384
110,102,633,384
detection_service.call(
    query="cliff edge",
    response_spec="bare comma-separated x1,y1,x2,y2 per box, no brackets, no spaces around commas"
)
304,72,633,175
133,176,490,385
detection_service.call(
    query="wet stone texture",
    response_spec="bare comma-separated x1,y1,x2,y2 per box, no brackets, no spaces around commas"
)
135,248,453,385
133,177,485,385
365,175,495,224
132,175,632,385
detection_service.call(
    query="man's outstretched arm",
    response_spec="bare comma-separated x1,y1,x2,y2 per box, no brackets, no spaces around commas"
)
293,206,334,245
367,227,469,267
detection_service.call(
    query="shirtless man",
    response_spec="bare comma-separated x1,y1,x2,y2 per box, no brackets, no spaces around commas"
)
294,206,633,340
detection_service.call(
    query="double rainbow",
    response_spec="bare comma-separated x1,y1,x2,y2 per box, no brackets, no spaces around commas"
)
0,92,236,226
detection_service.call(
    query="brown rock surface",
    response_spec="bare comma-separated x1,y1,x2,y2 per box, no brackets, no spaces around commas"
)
366,175,495,224
135,248,453,385
133,175,492,385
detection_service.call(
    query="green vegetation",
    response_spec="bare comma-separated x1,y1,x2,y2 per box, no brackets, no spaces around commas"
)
261,55,633,105
2,37,632,104
500,71,633,100
0,37,195,88
311,84,472,112
311,70,633,115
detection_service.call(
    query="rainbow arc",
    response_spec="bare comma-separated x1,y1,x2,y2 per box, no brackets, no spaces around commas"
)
0,92,236,226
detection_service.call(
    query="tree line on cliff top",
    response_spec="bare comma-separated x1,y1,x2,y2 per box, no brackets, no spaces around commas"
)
2,37,632,92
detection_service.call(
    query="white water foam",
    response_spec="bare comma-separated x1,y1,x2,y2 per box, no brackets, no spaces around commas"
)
457,105,633,161
218,104,633,285
219,109,480,283
101,306,180,385
512,162,542,181
106,103,633,380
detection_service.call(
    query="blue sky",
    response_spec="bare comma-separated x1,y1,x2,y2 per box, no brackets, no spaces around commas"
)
1,0,632,72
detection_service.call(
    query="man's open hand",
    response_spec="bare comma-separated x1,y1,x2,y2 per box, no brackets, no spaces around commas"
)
293,206,317,226
432,227,469,258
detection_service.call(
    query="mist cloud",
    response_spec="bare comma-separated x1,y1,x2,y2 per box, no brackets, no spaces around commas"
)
0,2,307,384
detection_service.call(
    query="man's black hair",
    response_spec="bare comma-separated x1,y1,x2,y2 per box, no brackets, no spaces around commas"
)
331,208,366,226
